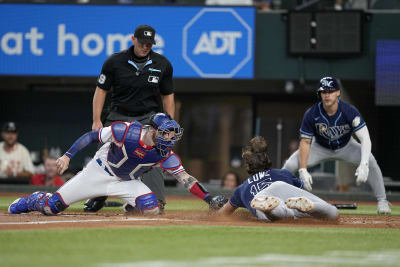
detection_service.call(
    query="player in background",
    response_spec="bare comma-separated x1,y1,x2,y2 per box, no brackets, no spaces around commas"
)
0,122,34,178
217,136,338,222
8,113,226,216
282,76,391,214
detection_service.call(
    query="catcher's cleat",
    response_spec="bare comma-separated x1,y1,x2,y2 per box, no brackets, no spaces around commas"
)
8,197,29,214
285,197,314,212
377,200,391,215
250,197,280,212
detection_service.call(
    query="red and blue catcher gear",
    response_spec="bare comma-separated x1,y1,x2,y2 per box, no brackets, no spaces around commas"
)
160,153,184,175
149,113,183,157
109,122,128,147
229,169,302,217
9,191,68,215
135,193,159,213
107,121,166,180
8,197,29,214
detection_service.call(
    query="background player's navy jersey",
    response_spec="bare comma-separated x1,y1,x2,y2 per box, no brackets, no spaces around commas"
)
229,169,303,216
300,100,366,150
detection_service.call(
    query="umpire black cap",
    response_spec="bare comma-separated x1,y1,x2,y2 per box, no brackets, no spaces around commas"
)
134,25,156,45
2,121,18,133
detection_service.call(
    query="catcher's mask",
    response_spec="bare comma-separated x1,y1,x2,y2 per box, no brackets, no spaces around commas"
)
317,76,340,99
149,113,183,157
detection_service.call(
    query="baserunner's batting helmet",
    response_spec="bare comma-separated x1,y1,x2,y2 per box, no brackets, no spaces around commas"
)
317,77,340,98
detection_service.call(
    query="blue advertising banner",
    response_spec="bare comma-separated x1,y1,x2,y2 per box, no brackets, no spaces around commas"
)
0,4,254,78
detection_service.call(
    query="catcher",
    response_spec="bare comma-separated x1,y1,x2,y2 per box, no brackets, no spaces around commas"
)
216,136,339,222
8,113,226,215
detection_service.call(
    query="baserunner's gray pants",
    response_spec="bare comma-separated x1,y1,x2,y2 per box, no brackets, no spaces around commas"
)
254,181,339,221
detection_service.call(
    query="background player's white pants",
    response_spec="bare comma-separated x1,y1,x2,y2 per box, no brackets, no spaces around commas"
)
282,137,387,201
57,159,152,206
254,181,338,221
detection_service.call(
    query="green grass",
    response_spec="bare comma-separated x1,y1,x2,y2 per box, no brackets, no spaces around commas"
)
1,226,400,267
1,195,400,267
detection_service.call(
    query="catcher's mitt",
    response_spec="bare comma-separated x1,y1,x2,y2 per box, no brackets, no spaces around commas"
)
208,195,228,211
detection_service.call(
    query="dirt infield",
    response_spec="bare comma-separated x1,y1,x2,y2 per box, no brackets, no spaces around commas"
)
1,196,399,230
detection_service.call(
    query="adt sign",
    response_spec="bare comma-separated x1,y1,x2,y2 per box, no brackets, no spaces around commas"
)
183,8,253,78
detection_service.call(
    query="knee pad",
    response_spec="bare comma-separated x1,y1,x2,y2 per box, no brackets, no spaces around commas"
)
35,192,68,216
135,193,159,214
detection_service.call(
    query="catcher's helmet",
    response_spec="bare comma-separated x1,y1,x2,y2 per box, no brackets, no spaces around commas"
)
149,113,183,157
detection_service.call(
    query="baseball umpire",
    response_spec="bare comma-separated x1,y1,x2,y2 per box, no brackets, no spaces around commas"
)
85,25,175,213
282,76,391,214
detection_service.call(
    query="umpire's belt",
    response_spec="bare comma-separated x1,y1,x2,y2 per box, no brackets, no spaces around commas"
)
112,106,151,118
96,158,114,176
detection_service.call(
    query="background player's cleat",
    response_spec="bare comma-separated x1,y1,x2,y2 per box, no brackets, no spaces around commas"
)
8,197,29,214
250,197,280,212
377,200,391,214
285,197,314,212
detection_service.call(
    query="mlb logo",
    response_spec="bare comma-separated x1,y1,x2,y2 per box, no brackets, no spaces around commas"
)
144,31,152,37
148,76,159,84
133,148,146,159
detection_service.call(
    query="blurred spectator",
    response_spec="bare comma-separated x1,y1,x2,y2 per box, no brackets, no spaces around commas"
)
0,122,34,178
221,171,241,189
30,156,64,186
34,146,62,174
254,0,272,10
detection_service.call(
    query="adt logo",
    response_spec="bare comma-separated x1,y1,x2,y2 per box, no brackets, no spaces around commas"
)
183,8,253,78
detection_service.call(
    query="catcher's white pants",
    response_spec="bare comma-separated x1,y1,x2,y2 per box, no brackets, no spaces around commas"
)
282,137,387,201
57,158,151,206
254,181,338,221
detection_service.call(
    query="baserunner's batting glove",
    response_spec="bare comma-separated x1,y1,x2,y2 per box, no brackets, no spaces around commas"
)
299,168,313,191
355,162,369,185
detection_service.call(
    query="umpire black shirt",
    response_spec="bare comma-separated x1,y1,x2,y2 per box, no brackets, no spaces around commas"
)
96,46,174,116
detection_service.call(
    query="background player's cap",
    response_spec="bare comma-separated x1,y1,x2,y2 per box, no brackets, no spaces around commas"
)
318,77,340,92
2,121,18,133
134,25,156,45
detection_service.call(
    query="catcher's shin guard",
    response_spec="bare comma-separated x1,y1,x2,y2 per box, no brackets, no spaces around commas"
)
135,193,160,214
27,191,68,215
8,197,29,214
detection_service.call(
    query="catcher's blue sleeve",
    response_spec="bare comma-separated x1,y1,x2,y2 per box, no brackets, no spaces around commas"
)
65,130,99,158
